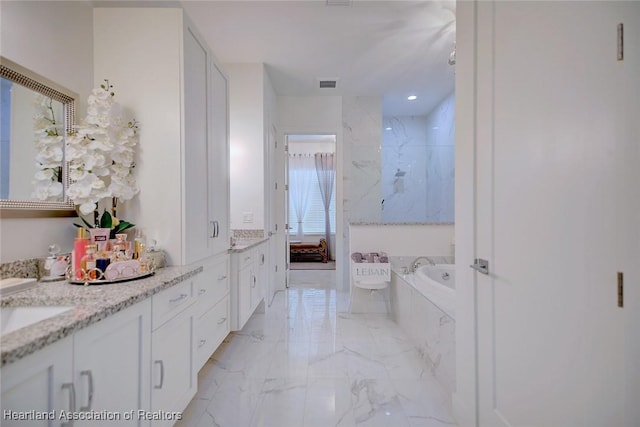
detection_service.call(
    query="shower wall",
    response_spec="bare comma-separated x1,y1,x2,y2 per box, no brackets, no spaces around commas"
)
382,92,455,223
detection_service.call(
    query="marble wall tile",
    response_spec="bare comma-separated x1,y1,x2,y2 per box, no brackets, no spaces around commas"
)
382,92,455,224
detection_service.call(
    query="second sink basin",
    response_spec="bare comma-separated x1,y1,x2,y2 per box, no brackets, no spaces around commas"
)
1,306,74,336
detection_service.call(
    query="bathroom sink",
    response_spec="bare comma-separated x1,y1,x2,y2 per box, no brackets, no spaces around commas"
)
1,306,74,336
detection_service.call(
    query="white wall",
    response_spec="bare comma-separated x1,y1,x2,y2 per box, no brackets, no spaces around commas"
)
278,96,344,285
0,1,93,262
227,63,266,231
349,224,454,257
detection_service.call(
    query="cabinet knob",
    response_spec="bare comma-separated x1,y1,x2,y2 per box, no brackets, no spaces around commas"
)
198,339,207,348
217,275,227,281
217,317,227,325
198,288,207,295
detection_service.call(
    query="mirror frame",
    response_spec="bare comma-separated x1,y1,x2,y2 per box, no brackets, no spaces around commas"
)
0,56,77,218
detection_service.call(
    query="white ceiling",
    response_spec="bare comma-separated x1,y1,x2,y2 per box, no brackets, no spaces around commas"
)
181,0,456,117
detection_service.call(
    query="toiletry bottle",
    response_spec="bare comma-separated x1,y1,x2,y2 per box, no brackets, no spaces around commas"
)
81,244,98,280
113,233,130,260
73,228,90,279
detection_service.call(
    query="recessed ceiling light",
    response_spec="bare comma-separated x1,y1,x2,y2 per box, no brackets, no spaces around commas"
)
385,127,392,131
407,95,417,101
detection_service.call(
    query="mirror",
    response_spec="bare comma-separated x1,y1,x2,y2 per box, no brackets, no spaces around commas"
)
0,56,77,217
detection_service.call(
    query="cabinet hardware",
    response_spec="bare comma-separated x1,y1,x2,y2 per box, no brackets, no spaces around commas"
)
470,258,489,275
209,221,215,238
217,275,227,281
79,370,94,411
618,23,624,60
154,360,164,389
618,272,624,308
61,382,76,427
169,293,188,304
198,339,206,348
217,317,227,325
198,288,207,295
252,276,256,288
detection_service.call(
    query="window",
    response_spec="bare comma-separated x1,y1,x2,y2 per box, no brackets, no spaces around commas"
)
288,170,335,236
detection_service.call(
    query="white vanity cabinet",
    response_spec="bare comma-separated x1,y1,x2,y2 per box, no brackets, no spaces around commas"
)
1,301,151,427
94,7,230,265
0,336,73,427
231,240,268,331
73,300,151,426
193,254,230,370
150,278,196,427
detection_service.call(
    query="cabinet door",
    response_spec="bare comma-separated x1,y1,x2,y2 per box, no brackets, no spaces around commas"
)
209,61,230,256
184,23,211,264
237,265,252,330
74,300,151,427
1,337,73,427
151,309,195,427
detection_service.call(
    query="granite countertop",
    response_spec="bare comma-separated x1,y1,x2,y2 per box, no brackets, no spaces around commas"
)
230,237,269,252
0,264,202,367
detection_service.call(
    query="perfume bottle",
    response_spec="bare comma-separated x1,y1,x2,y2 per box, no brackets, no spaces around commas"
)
81,244,98,280
112,233,130,260
73,228,89,279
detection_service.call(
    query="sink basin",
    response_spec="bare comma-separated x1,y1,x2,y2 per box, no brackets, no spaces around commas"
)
1,306,74,336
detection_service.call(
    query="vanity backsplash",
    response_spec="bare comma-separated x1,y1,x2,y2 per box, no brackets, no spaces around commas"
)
1,258,42,280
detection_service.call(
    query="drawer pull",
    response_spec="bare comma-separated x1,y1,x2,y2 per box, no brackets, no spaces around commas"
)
217,317,227,325
154,360,164,389
244,256,251,261
198,288,207,296
61,382,76,427
79,370,94,411
217,275,227,281
198,339,207,348
251,276,256,288
169,293,188,304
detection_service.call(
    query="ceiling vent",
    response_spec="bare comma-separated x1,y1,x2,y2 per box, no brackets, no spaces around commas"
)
319,80,337,89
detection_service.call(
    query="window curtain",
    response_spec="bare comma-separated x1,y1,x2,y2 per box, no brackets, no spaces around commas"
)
314,152,335,260
288,153,315,241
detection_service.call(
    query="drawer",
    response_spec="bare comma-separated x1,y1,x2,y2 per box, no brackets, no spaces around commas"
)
237,250,254,270
194,295,230,369
195,256,229,315
152,278,195,330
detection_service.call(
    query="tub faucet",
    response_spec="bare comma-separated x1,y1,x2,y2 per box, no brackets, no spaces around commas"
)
410,256,434,272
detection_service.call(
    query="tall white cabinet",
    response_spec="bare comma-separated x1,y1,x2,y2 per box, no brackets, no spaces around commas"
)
94,7,229,266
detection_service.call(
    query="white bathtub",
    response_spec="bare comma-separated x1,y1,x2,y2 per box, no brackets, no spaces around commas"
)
409,264,456,319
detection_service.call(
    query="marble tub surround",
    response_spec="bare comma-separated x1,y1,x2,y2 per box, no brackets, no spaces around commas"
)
390,267,456,400
0,264,202,366
176,287,457,427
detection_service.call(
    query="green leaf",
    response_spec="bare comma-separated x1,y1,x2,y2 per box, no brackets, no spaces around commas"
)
100,210,112,229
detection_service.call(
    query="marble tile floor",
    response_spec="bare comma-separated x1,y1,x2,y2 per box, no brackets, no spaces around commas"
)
176,277,457,427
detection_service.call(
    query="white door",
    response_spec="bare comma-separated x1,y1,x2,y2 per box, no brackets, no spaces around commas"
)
473,2,638,426
269,130,289,296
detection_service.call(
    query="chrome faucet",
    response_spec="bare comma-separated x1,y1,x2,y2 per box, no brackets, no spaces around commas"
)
409,256,434,272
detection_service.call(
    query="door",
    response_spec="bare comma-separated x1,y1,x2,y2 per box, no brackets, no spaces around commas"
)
183,25,210,264
473,2,636,426
269,129,289,296
74,301,151,426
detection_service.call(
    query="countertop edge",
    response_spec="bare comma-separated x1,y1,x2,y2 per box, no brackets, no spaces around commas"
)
0,265,203,367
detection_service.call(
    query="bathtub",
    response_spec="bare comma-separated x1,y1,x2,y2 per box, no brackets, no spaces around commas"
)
407,264,456,319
